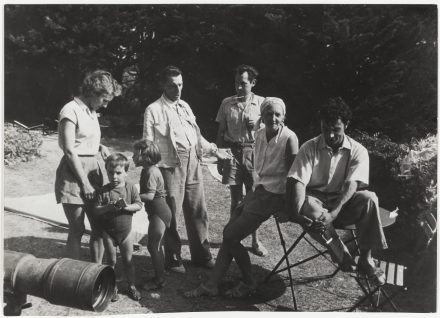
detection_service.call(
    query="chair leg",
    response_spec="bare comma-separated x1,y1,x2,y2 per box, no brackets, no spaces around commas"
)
274,219,298,311
264,229,306,282
375,287,403,311
349,278,380,312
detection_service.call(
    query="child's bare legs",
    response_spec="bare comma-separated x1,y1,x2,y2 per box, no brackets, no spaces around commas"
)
101,232,119,301
102,232,117,267
147,215,167,285
230,185,267,257
120,233,141,300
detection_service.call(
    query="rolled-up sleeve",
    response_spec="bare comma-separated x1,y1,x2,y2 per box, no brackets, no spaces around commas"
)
142,107,154,141
346,146,369,188
287,143,313,186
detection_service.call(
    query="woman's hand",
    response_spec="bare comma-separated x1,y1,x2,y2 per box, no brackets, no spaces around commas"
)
81,181,96,201
99,144,110,160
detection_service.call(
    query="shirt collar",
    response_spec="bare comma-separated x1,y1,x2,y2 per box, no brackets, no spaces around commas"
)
161,94,180,108
74,97,94,115
318,134,352,151
233,93,256,106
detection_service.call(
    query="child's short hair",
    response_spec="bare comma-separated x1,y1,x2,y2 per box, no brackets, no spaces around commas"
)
133,139,162,166
105,153,130,172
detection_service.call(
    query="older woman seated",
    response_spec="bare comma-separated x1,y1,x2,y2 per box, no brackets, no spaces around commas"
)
185,97,299,298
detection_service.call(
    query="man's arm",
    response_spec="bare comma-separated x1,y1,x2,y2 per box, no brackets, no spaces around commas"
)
284,178,312,226
142,107,155,141
319,180,358,226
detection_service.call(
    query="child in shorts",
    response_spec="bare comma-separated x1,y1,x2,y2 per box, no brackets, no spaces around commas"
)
94,153,143,301
133,140,172,290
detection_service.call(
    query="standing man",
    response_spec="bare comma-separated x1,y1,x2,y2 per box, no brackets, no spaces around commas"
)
215,65,267,257
280,97,387,285
143,65,229,273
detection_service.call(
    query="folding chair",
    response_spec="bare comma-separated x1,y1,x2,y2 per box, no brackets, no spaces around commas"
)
349,256,407,311
264,207,397,311
351,212,437,312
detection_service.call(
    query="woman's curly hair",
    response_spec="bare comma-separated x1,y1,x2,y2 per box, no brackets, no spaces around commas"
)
80,70,122,97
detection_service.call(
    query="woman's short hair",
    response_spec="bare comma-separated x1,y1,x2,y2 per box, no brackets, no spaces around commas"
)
80,70,122,98
159,65,182,85
235,64,259,82
318,97,352,125
133,139,162,166
105,153,130,172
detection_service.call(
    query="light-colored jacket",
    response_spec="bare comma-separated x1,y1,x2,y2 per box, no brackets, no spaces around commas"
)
142,95,214,168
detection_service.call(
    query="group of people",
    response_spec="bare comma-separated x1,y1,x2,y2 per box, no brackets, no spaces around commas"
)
55,65,388,302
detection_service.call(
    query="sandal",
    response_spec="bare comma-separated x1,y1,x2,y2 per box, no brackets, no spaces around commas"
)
184,283,218,298
357,260,386,286
250,242,268,257
225,281,257,298
111,286,119,302
142,277,166,291
127,285,142,301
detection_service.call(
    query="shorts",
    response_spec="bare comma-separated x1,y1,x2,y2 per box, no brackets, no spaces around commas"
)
145,196,172,228
221,144,256,189
54,155,106,205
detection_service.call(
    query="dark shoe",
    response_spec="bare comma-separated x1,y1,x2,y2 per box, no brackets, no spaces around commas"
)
357,260,386,286
111,286,119,302
192,259,215,269
127,285,141,301
339,252,356,273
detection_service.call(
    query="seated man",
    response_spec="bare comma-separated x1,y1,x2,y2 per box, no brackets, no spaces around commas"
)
282,97,387,285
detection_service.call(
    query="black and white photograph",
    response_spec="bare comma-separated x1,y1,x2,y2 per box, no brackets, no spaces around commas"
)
2,2,437,315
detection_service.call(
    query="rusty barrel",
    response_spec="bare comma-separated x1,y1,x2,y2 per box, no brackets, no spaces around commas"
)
4,250,115,312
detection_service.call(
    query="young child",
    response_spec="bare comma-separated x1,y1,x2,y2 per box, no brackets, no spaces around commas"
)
94,153,143,301
133,140,172,290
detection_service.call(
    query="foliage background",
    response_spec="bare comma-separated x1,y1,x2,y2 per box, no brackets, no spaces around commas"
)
4,4,437,143
4,4,437,239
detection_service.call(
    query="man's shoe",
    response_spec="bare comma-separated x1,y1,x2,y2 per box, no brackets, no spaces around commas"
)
357,260,386,286
339,251,356,272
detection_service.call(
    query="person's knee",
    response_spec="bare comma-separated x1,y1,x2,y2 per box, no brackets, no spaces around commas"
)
222,227,240,248
301,196,325,218
358,191,379,205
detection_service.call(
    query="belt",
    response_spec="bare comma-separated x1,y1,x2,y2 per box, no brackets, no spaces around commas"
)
224,141,255,149
78,154,97,157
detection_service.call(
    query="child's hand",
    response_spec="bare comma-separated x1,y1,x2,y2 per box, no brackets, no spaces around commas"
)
114,198,127,210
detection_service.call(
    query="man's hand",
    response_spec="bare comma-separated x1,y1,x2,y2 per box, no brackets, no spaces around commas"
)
318,210,337,227
216,148,232,160
217,160,224,175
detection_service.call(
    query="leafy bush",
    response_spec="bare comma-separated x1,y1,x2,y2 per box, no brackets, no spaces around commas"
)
4,122,43,165
396,135,437,249
353,130,437,253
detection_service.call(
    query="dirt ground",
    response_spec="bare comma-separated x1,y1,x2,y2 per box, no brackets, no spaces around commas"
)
3,133,437,315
